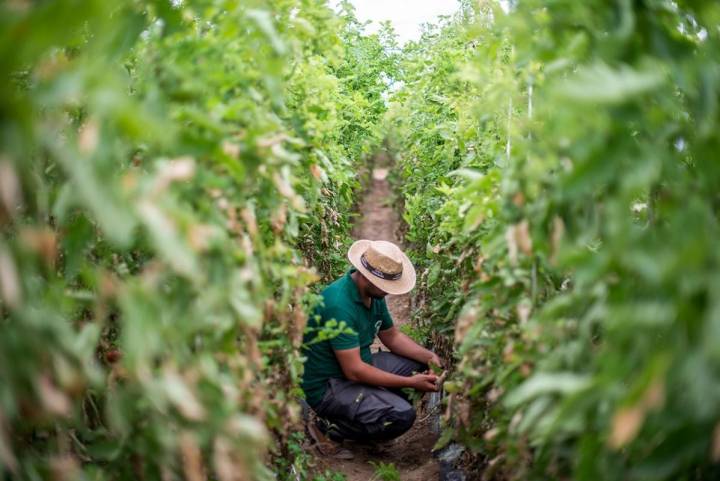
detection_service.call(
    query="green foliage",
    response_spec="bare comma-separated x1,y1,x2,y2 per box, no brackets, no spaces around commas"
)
369,461,400,481
311,470,346,481
0,1,395,479
10,0,720,479
398,321,428,344
389,1,720,480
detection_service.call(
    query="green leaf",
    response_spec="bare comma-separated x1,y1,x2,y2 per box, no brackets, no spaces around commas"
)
54,152,137,247
136,200,199,279
247,9,287,55
558,62,664,104
505,373,592,407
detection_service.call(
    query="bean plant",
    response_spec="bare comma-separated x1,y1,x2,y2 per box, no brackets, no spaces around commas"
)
0,1,395,479
389,1,720,479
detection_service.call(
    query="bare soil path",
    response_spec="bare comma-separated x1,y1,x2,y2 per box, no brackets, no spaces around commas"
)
313,156,440,481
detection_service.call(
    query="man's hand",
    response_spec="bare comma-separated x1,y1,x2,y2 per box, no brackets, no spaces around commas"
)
336,347,436,390
427,352,444,370
408,373,439,392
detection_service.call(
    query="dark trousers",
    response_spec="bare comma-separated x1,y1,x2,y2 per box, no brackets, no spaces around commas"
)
312,352,427,442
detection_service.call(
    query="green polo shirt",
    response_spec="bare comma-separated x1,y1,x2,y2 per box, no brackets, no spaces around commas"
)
301,268,394,406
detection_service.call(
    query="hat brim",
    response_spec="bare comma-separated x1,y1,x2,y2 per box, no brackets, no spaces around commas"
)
348,240,416,296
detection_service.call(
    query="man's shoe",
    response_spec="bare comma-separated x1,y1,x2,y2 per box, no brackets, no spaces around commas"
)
307,420,355,460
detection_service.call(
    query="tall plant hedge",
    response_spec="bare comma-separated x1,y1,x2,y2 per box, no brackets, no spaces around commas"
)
389,1,720,479
0,1,395,479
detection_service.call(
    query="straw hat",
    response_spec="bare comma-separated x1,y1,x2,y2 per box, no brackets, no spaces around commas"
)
348,240,416,295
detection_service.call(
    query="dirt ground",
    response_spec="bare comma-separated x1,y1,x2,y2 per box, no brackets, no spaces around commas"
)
311,161,440,481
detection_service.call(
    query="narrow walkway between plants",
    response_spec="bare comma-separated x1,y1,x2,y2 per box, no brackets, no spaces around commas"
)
315,153,440,481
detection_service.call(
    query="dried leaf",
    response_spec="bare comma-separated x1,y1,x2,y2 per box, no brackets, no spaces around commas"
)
37,375,71,417
309,164,325,181
444,393,454,422
151,157,195,196
49,455,80,481
188,224,218,252
0,159,22,221
503,342,514,362
292,304,307,347
458,399,471,426
512,192,525,207
272,171,294,199
515,220,533,256
78,120,99,154
19,227,57,267
226,414,268,444
609,405,644,449
455,304,478,344
272,170,305,211
270,203,287,234
163,369,206,421
509,411,523,432
222,141,240,159
213,437,248,481
711,422,720,461
506,221,533,263
137,200,199,278
0,245,21,309
473,255,485,272
487,387,504,403
240,208,258,238
517,300,532,324
256,133,288,148
609,378,665,449
179,432,206,481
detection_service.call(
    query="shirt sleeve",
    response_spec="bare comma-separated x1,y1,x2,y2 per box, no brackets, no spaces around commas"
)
324,306,359,351
378,299,394,331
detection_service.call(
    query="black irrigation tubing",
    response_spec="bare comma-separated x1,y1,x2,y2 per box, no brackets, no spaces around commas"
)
429,386,468,481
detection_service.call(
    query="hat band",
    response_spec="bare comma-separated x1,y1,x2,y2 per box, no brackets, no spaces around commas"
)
360,253,403,281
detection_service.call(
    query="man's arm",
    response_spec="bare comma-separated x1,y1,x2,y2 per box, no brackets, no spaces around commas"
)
377,326,443,368
334,347,438,392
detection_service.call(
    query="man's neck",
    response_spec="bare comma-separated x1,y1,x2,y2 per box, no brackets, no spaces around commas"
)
351,271,372,308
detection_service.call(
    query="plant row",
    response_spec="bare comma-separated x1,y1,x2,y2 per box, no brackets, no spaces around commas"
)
388,1,720,479
0,1,394,479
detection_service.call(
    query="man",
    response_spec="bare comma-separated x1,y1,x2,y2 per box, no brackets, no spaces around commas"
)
301,239,442,456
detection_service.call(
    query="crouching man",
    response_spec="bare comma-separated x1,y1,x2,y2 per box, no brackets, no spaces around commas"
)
301,240,442,457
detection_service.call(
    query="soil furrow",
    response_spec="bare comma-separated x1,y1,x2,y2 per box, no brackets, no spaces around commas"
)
313,156,439,481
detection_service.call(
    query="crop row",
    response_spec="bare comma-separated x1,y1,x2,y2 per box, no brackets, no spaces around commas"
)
0,1,393,479
389,1,720,480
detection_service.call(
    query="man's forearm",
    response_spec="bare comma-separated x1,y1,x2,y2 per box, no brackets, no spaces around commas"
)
384,331,434,365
